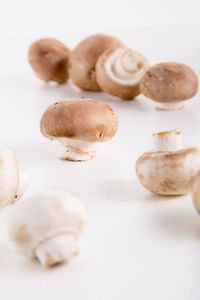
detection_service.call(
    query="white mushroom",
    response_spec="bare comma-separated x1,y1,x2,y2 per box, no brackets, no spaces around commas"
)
192,171,200,214
136,130,200,195
96,47,149,99
0,145,29,209
7,190,87,267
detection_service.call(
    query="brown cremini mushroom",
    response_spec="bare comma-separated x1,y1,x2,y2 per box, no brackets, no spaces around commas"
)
28,38,71,83
140,62,198,110
96,47,149,99
40,98,118,161
69,34,122,91
136,130,200,195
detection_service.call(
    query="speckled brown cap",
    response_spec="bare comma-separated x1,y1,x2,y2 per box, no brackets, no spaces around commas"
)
28,38,71,83
69,34,122,91
140,62,198,103
40,98,118,142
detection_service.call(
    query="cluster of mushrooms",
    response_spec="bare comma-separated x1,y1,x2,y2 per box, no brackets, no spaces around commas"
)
0,33,199,268
28,34,198,109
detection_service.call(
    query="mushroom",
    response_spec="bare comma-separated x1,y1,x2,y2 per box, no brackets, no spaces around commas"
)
28,38,71,83
136,130,200,195
140,62,198,110
69,34,122,91
96,47,149,99
7,190,87,267
40,98,118,161
192,171,200,214
0,145,29,209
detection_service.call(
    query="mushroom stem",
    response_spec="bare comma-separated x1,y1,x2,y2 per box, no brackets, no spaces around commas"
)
152,130,183,152
156,102,184,110
59,138,96,161
35,233,79,267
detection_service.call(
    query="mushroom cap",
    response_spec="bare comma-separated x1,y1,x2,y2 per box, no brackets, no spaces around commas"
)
28,38,71,83
192,171,200,214
96,47,149,100
140,62,198,103
69,34,122,91
136,147,200,195
7,190,87,258
0,145,19,209
40,98,118,142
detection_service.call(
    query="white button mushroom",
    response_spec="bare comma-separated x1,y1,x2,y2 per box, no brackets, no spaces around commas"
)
40,98,118,161
96,47,149,100
28,38,71,83
136,130,200,195
6,190,87,268
0,145,29,209
140,62,198,110
69,34,122,91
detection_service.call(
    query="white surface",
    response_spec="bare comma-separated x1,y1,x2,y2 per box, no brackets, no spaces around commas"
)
0,23,200,300
0,0,199,36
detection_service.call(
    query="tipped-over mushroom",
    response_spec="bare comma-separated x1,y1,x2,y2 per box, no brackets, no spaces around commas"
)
136,130,200,195
69,34,122,91
40,98,118,161
140,62,198,110
96,47,149,99
7,190,87,267
0,145,29,209
28,38,71,83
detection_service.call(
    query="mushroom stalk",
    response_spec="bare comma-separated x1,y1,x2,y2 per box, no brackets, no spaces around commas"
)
59,138,96,161
35,233,79,267
152,130,183,152
156,102,184,110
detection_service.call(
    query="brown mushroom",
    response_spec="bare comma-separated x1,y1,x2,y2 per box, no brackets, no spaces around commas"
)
136,130,200,195
96,47,149,99
69,34,122,91
28,38,71,83
40,98,118,161
140,62,198,110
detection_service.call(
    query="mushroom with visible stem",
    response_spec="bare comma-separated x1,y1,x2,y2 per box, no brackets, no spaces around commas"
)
28,38,71,83
6,190,87,268
96,47,149,100
136,130,200,195
69,34,123,91
140,62,198,110
0,145,29,209
40,98,118,161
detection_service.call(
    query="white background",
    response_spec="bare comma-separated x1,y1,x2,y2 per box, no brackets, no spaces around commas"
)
0,0,200,299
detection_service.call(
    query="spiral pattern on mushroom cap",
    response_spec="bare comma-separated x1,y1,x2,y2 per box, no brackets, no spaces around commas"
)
105,48,149,86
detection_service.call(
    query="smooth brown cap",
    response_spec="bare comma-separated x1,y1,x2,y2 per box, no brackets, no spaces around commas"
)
28,38,71,83
69,34,122,91
140,62,198,103
40,98,118,142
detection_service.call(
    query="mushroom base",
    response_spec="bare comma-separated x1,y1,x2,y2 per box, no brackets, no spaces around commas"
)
35,233,79,267
156,102,184,110
59,138,96,161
